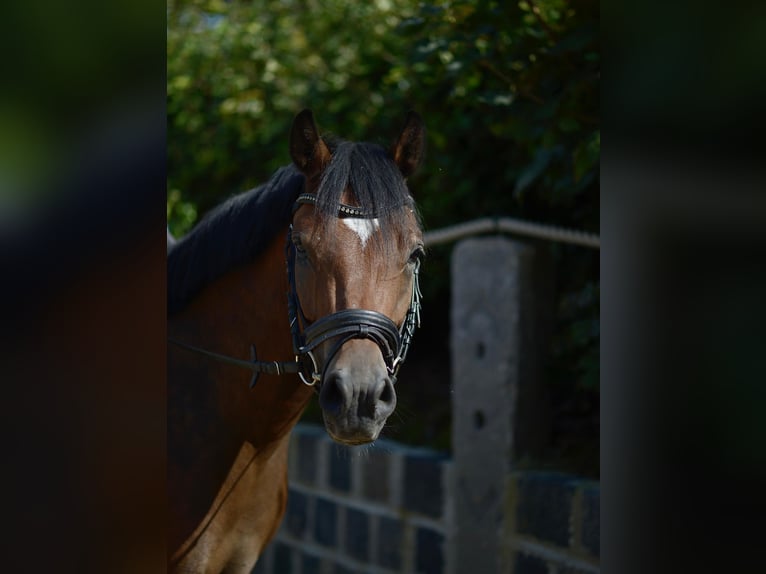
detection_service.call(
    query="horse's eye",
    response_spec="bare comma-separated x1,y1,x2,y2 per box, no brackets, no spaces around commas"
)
293,237,309,264
409,246,425,265
292,236,308,257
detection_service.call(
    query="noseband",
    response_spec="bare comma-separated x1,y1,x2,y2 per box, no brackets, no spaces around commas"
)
169,192,422,389
287,193,422,387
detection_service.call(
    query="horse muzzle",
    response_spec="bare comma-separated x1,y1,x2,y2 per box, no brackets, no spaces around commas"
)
317,338,397,444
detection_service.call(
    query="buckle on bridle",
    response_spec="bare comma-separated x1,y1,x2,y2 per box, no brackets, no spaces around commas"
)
297,351,321,386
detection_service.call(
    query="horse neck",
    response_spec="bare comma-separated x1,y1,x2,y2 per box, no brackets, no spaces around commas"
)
168,227,314,449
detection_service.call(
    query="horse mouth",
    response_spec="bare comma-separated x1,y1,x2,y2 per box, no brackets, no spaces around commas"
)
324,422,382,446
332,435,376,446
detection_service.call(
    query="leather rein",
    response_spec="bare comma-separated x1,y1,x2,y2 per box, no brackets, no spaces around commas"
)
169,192,422,390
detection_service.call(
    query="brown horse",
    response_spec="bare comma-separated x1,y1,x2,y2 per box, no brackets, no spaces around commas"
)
167,109,425,573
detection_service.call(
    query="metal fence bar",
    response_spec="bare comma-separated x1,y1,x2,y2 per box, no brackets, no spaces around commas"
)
423,217,600,249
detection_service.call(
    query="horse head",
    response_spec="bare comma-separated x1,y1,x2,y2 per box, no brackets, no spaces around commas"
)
288,109,425,445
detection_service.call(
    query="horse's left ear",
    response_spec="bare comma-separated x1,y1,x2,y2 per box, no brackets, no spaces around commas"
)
290,109,332,179
391,111,426,178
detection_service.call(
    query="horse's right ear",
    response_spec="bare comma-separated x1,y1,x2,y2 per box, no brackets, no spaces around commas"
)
290,109,331,179
392,111,426,178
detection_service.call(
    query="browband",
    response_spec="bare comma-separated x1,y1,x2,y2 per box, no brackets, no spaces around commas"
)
294,192,370,218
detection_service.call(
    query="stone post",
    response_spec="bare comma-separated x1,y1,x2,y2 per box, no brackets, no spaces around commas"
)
450,237,553,573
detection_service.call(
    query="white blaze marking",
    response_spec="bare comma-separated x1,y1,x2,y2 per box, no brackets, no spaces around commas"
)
342,218,379,248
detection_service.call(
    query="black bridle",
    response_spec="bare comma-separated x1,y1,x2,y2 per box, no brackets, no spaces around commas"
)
169,192,422,390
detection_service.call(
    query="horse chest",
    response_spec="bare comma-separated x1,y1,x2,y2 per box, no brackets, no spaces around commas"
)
170,440,290,574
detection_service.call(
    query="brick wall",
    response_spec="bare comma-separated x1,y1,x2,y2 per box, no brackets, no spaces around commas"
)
509,472,600,574
254,423,450,574
254,423,599,574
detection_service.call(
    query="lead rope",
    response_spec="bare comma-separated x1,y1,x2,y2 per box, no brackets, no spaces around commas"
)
167,338,301,388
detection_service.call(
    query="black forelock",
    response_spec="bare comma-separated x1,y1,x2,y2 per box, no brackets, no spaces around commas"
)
315,140,413,218
313,140,418,254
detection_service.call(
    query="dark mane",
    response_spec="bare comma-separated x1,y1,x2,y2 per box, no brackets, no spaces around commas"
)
167,165,304,315
168,139,419,316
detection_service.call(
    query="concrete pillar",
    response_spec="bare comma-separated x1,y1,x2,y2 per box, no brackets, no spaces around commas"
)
450,237,553,573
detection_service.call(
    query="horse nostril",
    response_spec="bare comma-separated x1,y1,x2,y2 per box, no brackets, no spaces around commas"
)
376,378,396,416
319,372,348,416
379,379,393,405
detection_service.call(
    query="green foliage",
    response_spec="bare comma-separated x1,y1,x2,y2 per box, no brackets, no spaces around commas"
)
168,0,600,437
168,0,598,228
167,0,423,234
